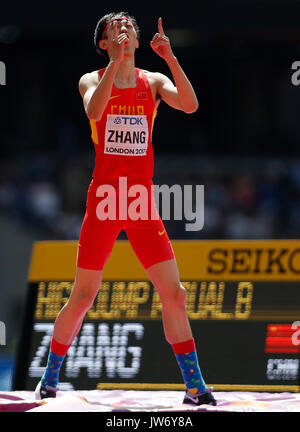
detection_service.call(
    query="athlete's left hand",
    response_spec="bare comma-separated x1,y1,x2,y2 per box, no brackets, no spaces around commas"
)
150,17,174,61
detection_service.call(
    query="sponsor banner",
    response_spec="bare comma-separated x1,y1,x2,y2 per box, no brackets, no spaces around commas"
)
28,240,300,282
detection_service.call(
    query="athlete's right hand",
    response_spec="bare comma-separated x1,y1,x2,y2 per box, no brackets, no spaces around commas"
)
110,20,129,63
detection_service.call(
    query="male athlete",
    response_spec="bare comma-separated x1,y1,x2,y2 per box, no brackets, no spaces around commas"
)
35,12,216,406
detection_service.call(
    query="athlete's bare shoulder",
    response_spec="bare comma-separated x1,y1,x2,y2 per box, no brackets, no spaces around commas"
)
141,69,174,105
142,69,168,99
78,70,100,97
142,69,166,84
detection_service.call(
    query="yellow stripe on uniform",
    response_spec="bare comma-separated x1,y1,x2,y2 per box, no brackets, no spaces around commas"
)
151,108,157,140
90,119,99,145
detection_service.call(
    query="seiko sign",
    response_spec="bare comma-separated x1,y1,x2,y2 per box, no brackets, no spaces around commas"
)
207,247,300,275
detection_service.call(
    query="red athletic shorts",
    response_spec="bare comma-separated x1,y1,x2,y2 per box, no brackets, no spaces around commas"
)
77,179,175,270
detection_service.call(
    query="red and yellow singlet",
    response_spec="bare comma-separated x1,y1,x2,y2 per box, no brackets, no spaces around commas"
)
90,67,157,184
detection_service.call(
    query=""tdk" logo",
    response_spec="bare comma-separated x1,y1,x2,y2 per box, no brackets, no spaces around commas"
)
121,117,143,125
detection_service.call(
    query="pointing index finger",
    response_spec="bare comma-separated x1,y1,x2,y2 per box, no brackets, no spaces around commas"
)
158,17,165,35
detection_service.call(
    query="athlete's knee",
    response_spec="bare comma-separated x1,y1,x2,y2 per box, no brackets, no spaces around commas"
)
161,283,187,309
67,284,99,312
74,295,95,312
175,283,187,308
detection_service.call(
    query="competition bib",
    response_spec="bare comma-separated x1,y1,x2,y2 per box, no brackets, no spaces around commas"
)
104,114,149,156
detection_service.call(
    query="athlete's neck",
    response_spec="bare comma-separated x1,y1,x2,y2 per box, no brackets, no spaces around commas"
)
113,57,136,89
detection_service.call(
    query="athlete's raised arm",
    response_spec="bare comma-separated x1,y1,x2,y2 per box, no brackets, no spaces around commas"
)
78,20,128,121
150,17,198,114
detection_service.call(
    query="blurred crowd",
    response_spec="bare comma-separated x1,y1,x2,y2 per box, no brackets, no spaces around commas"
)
1,150,300,241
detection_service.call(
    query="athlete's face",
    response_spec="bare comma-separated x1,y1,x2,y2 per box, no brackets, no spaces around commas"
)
102,18,139,55
106,19,136,39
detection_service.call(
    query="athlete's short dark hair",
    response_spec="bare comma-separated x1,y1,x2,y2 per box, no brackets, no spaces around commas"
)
94,12,140,61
